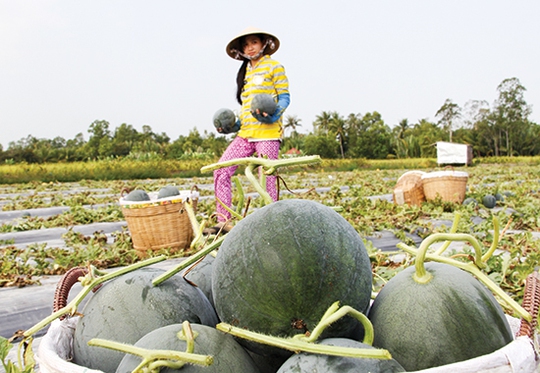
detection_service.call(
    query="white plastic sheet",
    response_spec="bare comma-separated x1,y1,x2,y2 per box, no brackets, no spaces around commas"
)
437,141,472,165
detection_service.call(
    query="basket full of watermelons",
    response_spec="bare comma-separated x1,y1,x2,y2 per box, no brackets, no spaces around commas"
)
119,186,199,257
34,199,539,373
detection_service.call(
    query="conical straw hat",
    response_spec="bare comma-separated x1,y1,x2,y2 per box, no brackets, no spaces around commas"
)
226,26,280,60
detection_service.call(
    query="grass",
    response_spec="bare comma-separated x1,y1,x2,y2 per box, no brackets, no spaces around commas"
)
0,156,443,184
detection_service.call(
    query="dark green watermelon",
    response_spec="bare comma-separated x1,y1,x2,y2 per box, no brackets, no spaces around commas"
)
368,262,513,371
462,197,478,206
482,194,497,208
116,323,259,373
251,93,277,114
213,108,238,134
157,185,180,199
212,199,373,356
276,338,405,373
73,267,218,373
124,189,150,202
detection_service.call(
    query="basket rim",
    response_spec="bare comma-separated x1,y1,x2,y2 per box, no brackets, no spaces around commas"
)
396,170,426,184
421,170,468,180
120,190,195,208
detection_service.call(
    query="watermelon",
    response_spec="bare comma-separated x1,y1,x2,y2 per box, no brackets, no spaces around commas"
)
251,93,277,115
276,338,405,373
213,108,238,134
462,197,478,206
73,267,218,373
211,199,373,356
157,185,180,199
368,262,513,370
124,189,150,202
116,323,259,373
482,194,497,209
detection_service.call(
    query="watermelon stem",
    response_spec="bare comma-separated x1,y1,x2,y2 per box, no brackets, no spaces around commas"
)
184,199,206,248
245,164,273,204
178,321,197,353
413,232,486,284
22,255,167,339
201,155,322,207
299,301,375,346
398,226,532,321
88,335,213,370
200,155,321,174
481,216,500,262
232,176,245,215
152,235,226,287
216,322,392,360
434,212,461,256
216,195,243,219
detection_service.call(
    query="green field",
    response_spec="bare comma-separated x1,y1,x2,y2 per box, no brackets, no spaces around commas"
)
1,156,540,309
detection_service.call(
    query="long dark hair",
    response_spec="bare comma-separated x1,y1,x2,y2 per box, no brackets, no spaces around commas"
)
235,59,248,105
235,34,266,105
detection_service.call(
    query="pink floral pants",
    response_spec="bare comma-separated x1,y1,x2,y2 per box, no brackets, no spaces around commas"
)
214,136,280,222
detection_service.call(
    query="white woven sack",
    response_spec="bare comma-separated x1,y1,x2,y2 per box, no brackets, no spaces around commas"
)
36,315,539,373
36,317,104,373
411,337,538,373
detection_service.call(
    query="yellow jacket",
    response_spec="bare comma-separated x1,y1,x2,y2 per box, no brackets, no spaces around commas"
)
238,55,289,140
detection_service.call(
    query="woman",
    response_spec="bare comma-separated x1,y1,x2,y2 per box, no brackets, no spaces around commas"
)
210,27,290,233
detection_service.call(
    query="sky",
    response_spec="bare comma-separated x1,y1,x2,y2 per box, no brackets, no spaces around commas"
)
1,1,539,149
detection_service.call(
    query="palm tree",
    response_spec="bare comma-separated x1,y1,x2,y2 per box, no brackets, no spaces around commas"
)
283,115,302,137
328,111,347,158
313,111,332,135
397,118,409,139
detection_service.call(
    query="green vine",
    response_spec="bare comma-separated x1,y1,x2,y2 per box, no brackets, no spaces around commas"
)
217,301,391,360
398,215,531,321
88,321,213,372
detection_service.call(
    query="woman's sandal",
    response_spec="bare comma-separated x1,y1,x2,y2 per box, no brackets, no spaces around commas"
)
202,221,234,235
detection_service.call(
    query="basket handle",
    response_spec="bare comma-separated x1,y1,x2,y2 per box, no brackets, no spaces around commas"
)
120,186,132,198
517,271,540,339
53,267,101,320
190,185,199,199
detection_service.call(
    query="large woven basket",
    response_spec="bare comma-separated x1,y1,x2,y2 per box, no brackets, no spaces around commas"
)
421,170,468,204
120,188,198,257
393,170,426,206
37,271,540,373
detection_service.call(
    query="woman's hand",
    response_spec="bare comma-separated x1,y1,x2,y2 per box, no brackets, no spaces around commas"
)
251,108,273,123
251,106,285,124
251,93,289,124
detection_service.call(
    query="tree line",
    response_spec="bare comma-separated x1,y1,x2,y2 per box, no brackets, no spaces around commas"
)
1,77,537,164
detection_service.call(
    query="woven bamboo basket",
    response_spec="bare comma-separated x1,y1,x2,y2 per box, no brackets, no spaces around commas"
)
421,170,468,204
37,271,540,373
393,170,426,206
120,187,198,257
